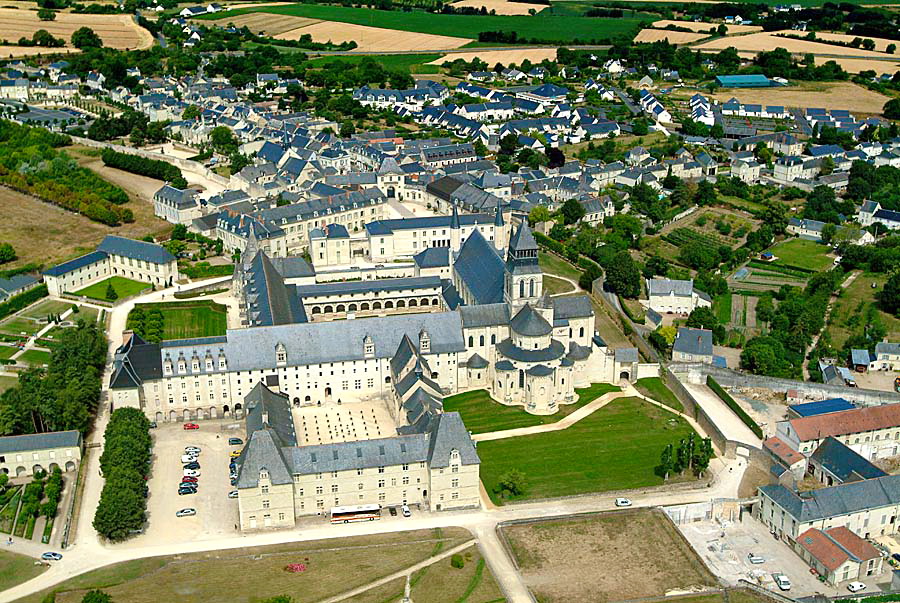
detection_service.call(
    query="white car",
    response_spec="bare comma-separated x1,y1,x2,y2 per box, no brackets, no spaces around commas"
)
772,574,791,591
227,490,239,499
183,469,201,478
614,498,632,507
401,504,411,517
184,446,201,454
180,454,198,464
747,553,765,564
847,582,866,593
175,508,196,517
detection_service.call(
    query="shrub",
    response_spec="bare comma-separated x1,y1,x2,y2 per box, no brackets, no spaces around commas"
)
451,554,465,569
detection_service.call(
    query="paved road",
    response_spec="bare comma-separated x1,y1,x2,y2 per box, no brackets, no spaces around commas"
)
683,383,762,447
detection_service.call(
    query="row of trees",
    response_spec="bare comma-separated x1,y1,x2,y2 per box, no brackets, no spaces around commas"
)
101,148,188,189
0,320,106,436
93,408,152,541
657,434,714,480
126,306,165,343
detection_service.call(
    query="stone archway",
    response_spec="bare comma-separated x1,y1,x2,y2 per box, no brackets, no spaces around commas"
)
65,461,76,472
619,371,631,381
169,410,177,422
155,411,164,423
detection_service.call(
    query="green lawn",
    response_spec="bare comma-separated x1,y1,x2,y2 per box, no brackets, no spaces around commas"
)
131,300,228,340
769,239,833,272
542,275,574,296
713,293,732,325
539,252,582,283
826,272,900,351
0,376,18,394
0,550,47,592
202,4,645,43
19,299,74,320
72,277,148,302
443,383,620,434
634,377,683,412
0,345,17,360
0,317,40,337
18,349,51,366
479,396,699,504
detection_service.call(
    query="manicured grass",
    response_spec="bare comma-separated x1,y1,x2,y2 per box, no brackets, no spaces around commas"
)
203,4,645,43
479,396,700,503
769,239,833,272
0,345,17,360
72,277,148,302
0,550,47,592
20,299,74,320
18,349,51,366
443,383,620,434
0,317,40,337
18,529,472,603
130,300,228,340
538,251,582,283
542,274,574,295
634,377,683,412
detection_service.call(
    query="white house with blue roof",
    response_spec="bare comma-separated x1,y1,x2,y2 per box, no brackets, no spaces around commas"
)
43,235,179,297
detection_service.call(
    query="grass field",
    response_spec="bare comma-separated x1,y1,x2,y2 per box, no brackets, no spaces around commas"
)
21,528,474,603
826,272,900,351
502,510,717,602
713,293,733,324
0,346,17,360
538,252,582,283
131,300,228,340
0,376,18,394
443,383,620,434
542,274,575,295
478,396,700,503
769,238,833,272
19,350,51,367
201,4,645,43
0,550,47,593
634,377,683,412
20,299,75,321
308,53,442,73
0,317,40,337
72,277,148,301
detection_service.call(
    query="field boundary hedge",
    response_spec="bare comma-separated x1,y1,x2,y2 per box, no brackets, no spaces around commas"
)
706,375,763,439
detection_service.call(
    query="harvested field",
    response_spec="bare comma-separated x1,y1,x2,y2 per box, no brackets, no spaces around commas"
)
804,30,900,52
693,30,894,58
427,47,558,65
652,19,761,33
711,81,891,114
450,0,548,14
0,8,153,50
502,510,718,602
812,55,900,74
210,12,319,35
276,21,468,52
0,45,78,58
635,28,709,44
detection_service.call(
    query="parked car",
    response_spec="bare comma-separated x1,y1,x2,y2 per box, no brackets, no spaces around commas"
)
41,552,63,561
178,488,197,496
847,582,866,593
748,554,765,564
772,574,791,591
614,498,632,508
181,476,198,483
228,438,243,446
175,508,196,517
184,446,201,454
183,423,199,430
230,477,237,486
181,455,198,464
228,490,239,499
892,553,900,563
184,469,201,477
149,421,158,429
184,460,201,468
389,507,397,516
401,504,411,517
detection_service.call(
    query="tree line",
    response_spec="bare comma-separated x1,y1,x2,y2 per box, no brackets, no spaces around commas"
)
0,320,106,436
101,148,188,189
0,121,132,226
93,408,152,541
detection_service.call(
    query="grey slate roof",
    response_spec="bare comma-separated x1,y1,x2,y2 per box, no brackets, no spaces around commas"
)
459,303,510,328
43,250,108,277
552,296,593,320
413,247,450,269
286,434,430,475
97,235,175,265
673,328,713,357
0,430,81,454
236,428,292,488
648,278,694,297
810,437,887,483
614,347,638,363
245,382,297,447
453,229,505,305
760,474,900,523
496,338,565,363
510,304,552,337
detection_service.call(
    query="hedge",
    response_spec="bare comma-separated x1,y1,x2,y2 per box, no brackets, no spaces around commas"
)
0,284,48,322
706,375,763,439
178,262,234,279
618,295,645,324
533,231,567,255
101,148,188,189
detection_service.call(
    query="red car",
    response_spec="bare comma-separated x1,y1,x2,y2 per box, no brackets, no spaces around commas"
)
181,476,198,483
183,423,199,430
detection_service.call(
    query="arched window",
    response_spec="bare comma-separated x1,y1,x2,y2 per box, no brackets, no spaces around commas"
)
519,279,525,298
529,279,535,297
579,326,585,337
479,335,484,346
468,336,474,347
518,369,524,388
491,334,496,344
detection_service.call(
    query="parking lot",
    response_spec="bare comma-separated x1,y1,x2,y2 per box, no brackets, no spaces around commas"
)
122,419,244,548
678,515,888,597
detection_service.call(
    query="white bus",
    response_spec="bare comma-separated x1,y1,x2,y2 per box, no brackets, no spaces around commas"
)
330,504,382,524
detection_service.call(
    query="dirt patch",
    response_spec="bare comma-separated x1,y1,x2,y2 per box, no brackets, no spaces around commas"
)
693,30,895,58
652,20,761,34
0,8,153,50
450,0,547,14
275,21,468,52
502,509,718,602
711,81,892,114
81,158,168,202
635,28,710,44
209,12,320,35
427,47,559,65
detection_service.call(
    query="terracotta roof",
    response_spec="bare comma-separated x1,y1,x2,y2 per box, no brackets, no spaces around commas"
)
764,436,804,467
797,527,880,573
789,404,900,442
827,526,880,563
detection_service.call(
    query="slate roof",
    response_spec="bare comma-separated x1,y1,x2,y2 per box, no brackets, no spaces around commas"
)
810,436,887,482
453,229,505,305
614,348,638,363
43,250,108,277
413,247,450,269
459,303,510,328
245,251,307,326
97,235,175,264
236,428,292,488
496,338,565,363
552,296,593,320
673,327,713,357
245,382,297,447
0,430,81,454
510,304,552,337
648,278,694,297
789,398,854,418
466,353,488,369
295,276,441,298
760,474,900,522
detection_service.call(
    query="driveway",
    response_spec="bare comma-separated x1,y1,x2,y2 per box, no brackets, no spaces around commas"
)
683,383,762,447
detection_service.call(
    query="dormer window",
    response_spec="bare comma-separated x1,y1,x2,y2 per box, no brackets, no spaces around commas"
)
259,469,268,480
192,361,200,372
276,342,287,366
218,357,227,370
164,360,173,376
178,361,186,373
205,359,213,371
363,335,374,358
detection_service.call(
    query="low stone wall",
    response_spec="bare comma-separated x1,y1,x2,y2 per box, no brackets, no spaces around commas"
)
674,362,900,407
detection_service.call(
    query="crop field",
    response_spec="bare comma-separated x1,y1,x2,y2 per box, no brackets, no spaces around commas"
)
501,510,718,602
693,30,896,58
0,8,153,50
662,228,729,249
710,81,892,114
812,55,900,74
275,21,469,52
451,0,549,14
635,29,710,44
210,12,320,35
651,19,761,33
478,396,700,503
805,30,900,52
201,4,645,43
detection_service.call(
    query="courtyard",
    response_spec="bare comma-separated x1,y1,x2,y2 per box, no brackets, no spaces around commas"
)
292,401,397,446
72,276,149,302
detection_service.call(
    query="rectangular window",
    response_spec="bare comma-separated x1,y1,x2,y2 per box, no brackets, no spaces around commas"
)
262,500,270,509
261,485,269,494
402,476,409,486
331,484,338,493
316,486,323,495
378,480,385,488
451,479,459,488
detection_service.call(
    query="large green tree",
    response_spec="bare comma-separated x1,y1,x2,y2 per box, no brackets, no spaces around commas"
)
605,251,641,298
71,27,103,49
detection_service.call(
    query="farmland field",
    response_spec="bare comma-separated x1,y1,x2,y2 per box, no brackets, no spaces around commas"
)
635,29,710,44
651,19,761,33
0,8,153,50
710,81,892,114
427,47,560,65
478,396,701,503
200,4,645,43
693,30,896,58
275,22,469,52
501,510,718,602
451,0,549,14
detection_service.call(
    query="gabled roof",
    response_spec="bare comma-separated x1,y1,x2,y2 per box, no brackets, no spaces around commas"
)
673,327,713,357
97,235,175,265
0,430,81,454
811,436,887,483
453,229,505,305
789,404,900,442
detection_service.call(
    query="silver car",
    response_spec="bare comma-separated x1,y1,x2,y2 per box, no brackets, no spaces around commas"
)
175,508,196,517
